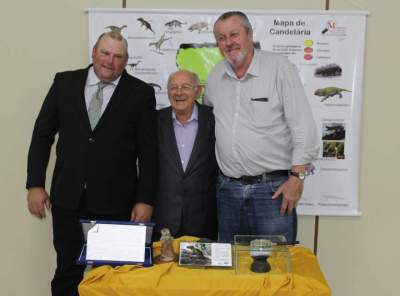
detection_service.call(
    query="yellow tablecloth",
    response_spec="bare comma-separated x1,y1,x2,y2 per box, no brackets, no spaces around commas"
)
79,237,331,296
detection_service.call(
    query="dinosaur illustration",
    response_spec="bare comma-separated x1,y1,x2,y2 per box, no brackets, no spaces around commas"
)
314,87,351,102
188,22,208,33
137,17,154,33
148,83,162,91
165,19,187,29
128,60,141,70
314,63,342,77
104,25,127,33
149,33,171,52
186,245,210,260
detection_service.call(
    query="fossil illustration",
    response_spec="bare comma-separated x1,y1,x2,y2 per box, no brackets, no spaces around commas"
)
149,33,171,52
165,19,187,29
314,63,342,77
148,83,162,91
104,25,127,33
314,87,351,102
188,22,208,33
137,17,154,33
128,60,141,70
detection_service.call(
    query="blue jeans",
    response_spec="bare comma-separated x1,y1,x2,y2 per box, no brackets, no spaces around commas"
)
217,173,297,243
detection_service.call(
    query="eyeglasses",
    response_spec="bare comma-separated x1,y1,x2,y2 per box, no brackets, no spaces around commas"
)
169,84,196,92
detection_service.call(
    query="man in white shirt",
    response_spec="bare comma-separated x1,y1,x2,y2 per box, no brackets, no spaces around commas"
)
204,11,319,243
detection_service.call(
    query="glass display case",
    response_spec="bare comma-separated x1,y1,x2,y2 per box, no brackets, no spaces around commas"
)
233,235,290,275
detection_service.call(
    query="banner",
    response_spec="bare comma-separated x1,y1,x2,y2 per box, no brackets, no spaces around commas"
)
88,9,368,216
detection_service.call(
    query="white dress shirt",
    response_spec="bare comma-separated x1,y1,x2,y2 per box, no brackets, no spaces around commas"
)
204,50,319,178
84,66,121,114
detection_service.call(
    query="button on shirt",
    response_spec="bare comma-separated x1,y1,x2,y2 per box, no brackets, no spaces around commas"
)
172,104,198,172
204,50,319,178
84,66,121,114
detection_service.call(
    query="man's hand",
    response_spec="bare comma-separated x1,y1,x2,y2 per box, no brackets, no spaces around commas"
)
130,202,153,222
27,187,51,219
272,177,304,216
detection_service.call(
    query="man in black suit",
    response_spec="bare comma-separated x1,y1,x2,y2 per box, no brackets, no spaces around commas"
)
26,32,157,296
154,70,218,241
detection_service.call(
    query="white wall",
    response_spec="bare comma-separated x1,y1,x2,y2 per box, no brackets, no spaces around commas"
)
1,1,398,295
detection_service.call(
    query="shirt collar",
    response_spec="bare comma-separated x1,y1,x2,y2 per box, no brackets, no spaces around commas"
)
86,66,121,87
172,103,198,124
223,49,260,80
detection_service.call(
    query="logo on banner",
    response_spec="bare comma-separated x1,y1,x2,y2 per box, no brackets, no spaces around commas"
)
321,20,347,36
327,20,337,29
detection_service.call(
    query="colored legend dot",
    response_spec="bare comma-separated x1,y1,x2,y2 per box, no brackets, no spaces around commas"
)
304,39,314,47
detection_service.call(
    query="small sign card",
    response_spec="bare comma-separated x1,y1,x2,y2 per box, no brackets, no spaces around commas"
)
179,241,232,267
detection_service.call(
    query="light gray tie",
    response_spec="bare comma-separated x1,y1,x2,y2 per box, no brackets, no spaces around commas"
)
88,82,107,129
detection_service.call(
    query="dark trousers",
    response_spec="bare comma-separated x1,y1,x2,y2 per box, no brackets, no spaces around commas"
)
51,194,131,296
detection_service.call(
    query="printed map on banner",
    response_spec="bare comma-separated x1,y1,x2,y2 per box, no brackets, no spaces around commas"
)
88,9,368,216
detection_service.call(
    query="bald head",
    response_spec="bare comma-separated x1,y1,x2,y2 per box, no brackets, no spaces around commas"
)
167,70,201,123
167,70,200,88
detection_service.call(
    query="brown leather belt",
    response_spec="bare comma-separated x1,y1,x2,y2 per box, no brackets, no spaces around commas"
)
221,170,289,185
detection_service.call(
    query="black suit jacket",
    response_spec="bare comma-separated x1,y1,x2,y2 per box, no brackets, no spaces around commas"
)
154,104,218,240
26,67,158,214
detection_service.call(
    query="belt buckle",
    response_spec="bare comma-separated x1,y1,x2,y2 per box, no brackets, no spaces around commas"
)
241,175,258,185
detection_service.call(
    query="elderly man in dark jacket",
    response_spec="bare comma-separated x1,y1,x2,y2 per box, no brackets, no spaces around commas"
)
154,70,218,240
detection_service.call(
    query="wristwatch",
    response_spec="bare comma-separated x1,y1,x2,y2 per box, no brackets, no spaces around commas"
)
289,171,306,180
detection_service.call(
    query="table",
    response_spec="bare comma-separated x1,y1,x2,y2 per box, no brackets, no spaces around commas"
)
79,236,331,296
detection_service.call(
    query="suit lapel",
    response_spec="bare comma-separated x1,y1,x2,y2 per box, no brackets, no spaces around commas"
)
74,67,92,133
161,108,185,175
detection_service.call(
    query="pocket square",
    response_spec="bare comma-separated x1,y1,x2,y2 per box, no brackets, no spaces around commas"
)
251,97,269,102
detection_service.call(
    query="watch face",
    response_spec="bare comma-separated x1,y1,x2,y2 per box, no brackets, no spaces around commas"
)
290,171,305,180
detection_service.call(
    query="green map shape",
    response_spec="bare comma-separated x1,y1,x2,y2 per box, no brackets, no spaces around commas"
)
176,46,223,85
